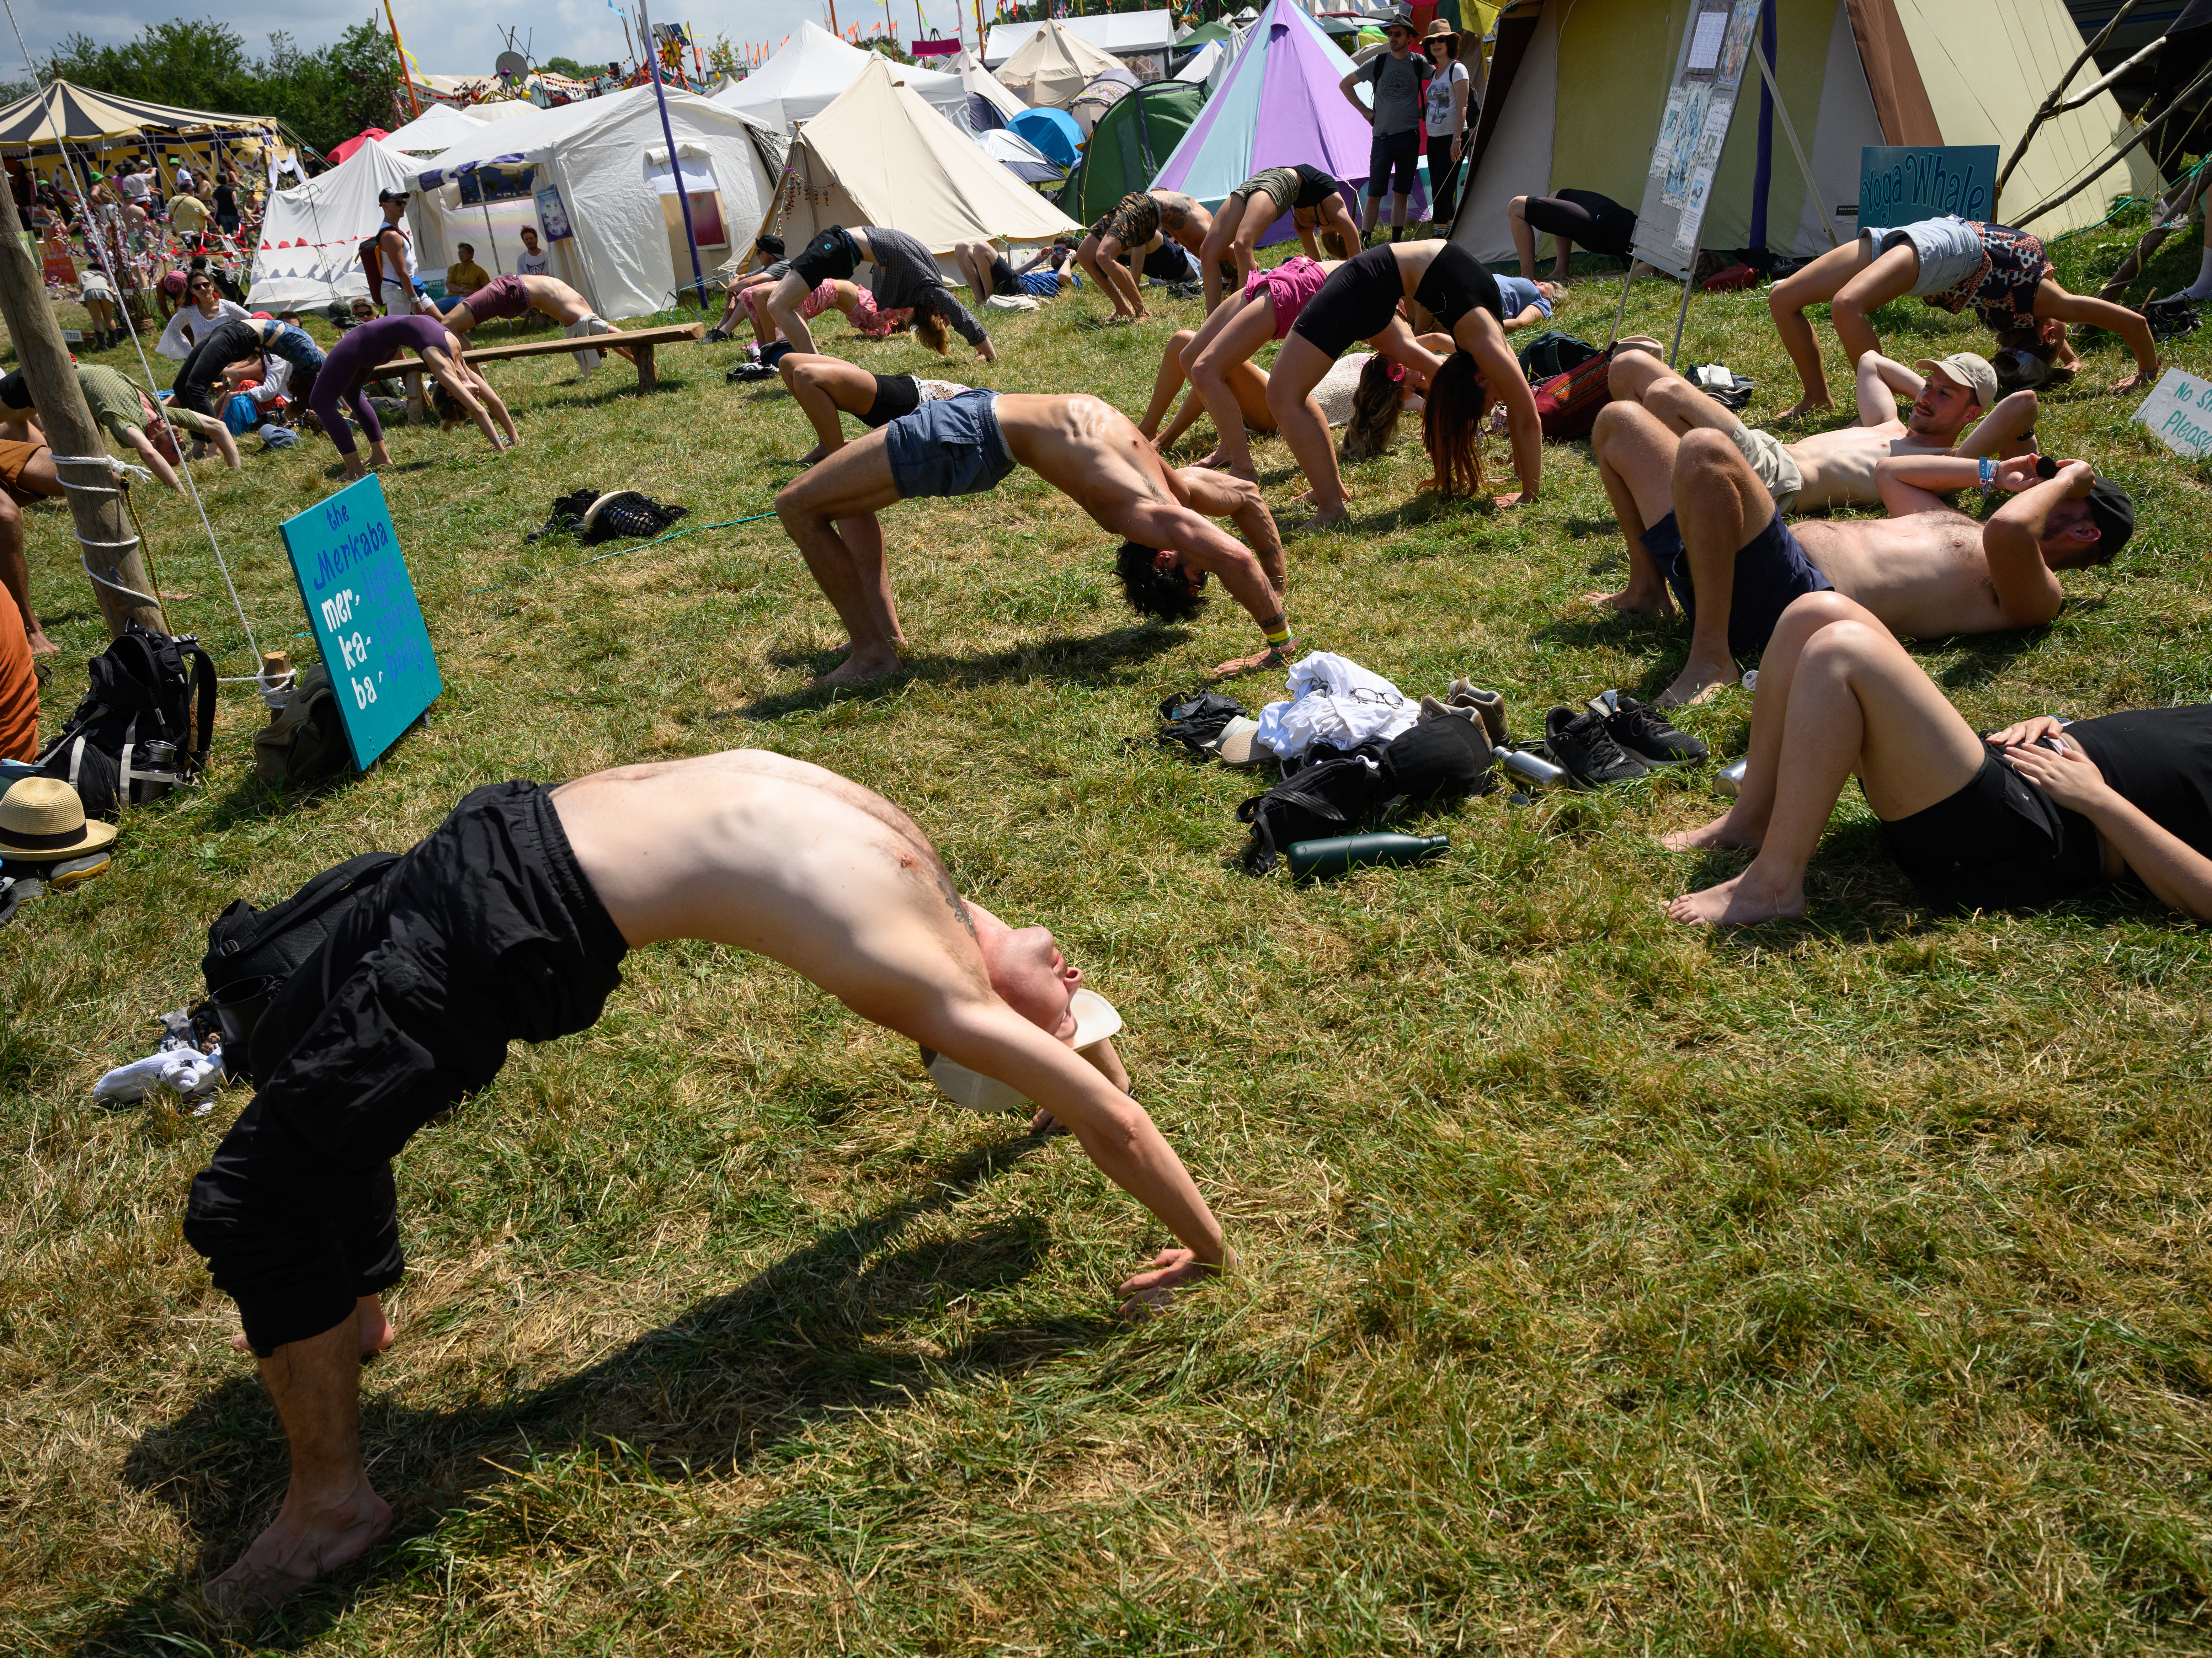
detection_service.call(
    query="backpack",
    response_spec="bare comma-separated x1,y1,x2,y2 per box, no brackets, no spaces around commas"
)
1236,750,1384,875
253,663,351,789
200,850,400,1082
1531,344,1617,440
35,624,216,819
1516,330,1602,384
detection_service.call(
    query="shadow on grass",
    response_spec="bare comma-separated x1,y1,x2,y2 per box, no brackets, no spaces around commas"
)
89,1134,1098,1655
738,622,1191,720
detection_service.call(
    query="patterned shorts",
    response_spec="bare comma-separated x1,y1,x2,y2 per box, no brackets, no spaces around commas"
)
1091,192,1161,252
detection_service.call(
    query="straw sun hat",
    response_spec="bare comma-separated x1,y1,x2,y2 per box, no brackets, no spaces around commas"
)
0,778,117,862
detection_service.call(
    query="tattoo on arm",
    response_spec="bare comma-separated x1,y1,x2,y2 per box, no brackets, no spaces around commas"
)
935,868,978,939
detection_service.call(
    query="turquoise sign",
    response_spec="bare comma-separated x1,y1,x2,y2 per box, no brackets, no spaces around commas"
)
1858,145,1998,227
278,475,441,770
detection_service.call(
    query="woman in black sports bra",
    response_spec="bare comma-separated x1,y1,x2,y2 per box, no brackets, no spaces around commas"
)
1264,241,1543,520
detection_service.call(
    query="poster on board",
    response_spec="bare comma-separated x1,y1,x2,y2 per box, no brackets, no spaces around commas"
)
1631,0,1764,277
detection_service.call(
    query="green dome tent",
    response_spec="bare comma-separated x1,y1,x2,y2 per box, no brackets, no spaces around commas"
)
1059,78,1208,229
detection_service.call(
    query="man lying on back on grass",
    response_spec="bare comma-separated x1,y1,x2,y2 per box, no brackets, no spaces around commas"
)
775,389,1296,686
183,750,1234,1615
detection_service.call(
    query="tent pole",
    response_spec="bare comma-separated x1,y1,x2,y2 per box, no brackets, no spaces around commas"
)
384,0,424,119
640,0,711,311
1749,35,1834,247
1667,248,1695,368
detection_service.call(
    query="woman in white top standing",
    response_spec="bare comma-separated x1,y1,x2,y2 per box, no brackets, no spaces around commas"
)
1420,20,1471,229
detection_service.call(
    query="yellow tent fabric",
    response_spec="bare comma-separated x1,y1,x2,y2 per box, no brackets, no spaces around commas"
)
998,22,1127,109
1454,0,2161,264
764,56,1080,264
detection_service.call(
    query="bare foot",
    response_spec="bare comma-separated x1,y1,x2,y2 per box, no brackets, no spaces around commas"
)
1778,397,1832,422
1211,640,1297,679
26,629,58,659
1658,657,1738,707
814,646,901,687
1659,808,1763,853
1665,869,1807,927
197,1481,393,1616
1583,587,1675,619
796,444,828,466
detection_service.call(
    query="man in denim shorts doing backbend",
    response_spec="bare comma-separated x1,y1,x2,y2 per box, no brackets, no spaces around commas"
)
1768,215,2161,417
775,389,1297,687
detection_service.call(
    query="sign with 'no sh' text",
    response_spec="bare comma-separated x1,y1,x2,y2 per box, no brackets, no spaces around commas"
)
2132,368,2212,460
279,475,442,770
1858,145,1997,227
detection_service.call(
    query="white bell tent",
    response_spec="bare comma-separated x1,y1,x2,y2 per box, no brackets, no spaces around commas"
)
712,23,967,135
247,137,420,311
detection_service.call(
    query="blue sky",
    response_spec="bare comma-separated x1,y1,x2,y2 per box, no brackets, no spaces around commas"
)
2,0,986,86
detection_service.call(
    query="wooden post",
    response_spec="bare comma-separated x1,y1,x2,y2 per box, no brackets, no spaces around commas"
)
0,178,165,637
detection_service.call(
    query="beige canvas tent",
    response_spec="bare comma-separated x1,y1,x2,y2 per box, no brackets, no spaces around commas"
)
997,21,1126,109
759,56,1080,269
1450,0,2162,264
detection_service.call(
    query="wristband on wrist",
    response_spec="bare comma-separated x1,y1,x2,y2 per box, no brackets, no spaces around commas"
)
1978,455,1996,489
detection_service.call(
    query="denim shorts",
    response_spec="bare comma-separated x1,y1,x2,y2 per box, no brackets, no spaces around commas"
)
1860,216,1984,297
883,388,1015,499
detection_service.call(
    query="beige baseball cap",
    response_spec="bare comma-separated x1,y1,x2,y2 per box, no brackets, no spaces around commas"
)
1916,352,1998,411
927,989,1123,1115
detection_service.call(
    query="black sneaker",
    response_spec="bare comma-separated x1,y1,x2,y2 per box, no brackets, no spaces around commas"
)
702,325,732,343
1544,705,1651,788
727,360,777,382
1603,694,1707,766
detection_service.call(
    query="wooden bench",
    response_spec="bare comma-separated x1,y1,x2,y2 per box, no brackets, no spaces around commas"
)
366,321,705,424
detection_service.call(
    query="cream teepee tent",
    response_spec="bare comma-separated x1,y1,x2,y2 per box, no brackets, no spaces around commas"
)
996,22,1127,110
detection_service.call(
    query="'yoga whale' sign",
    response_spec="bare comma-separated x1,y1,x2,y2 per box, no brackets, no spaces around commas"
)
1857,146,1997,227
280,475,443,769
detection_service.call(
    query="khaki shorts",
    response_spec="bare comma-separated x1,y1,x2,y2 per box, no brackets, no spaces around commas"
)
0,438,48,506
1729,420,1804,516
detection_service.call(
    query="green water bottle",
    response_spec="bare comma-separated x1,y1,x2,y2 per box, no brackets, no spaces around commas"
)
1287,833,1449,881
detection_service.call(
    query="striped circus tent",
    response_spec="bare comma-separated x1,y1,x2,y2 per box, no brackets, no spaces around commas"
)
0,80,277,147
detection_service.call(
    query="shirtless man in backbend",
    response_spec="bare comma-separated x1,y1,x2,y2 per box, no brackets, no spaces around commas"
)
1589,389,2134,704
776,389,1295,686
1607,345,2039,517
181,751,1234,1614
425,272,632,374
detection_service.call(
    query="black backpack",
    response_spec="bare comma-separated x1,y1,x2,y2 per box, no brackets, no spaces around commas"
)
1236,750,1384,875
36,624,216,819
1380,717,1495,807
1516,330,1602,384
200,851,400,1081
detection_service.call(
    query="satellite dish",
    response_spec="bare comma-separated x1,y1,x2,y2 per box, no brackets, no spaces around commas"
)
495,50,529,82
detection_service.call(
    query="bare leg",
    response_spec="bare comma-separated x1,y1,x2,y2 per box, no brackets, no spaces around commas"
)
773,436,909,685
1138,329,1198,437
1768,239,1874,418
1360,190,1381,238
0,495,54,658
1610,352,1743,437
199,1311,393,1613
779,354,882,461
1664,594,1988,926
1583,402,1679,618
1189,298,1277,479
1508,195,1538,280
2032,279,2159,388
1095,235,1146,320
1197,196,1247,313
1263,333,1350,521
764,271,820,358
1827,245,1919,384
1661,427,1778,706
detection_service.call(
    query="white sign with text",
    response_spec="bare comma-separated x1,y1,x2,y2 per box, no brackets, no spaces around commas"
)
2133,367,2212,459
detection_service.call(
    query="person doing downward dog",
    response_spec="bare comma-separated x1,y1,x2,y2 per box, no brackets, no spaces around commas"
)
1660,591,2212,928
1509,189,1639,282
180,750,1236,1613
1769,216,2159,416
765,226,997,364
775,353,973,463
776,391,1294,686
169,316,327,419
1194,165,1360,312
427,272,632,375
1266,241,1544,521
302,314,516,482
1077,189,1214,322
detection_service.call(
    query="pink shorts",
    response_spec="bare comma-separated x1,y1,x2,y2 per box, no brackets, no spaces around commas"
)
1245,255,1329,340
744,279,910,340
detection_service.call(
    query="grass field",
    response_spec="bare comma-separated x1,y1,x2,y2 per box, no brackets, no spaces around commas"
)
3,204,2210,1656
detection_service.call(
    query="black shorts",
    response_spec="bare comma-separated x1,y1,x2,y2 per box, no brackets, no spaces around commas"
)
1290,243,1406,357
1143,241,1196,282
1292,164,1343,211
181,781,628,1355
792,226,861,287
1411,241,1503,333
1522,189,1639,259
1879,750,2102,913
988,253,1021,298
861,372,921,428
1639,508,1833,660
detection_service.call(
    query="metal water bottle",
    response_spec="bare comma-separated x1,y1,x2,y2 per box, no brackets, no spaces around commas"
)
1287,833,1448,880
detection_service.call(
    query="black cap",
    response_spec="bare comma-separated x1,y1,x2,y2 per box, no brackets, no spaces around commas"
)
2085,478,2134,560
377,187,410,204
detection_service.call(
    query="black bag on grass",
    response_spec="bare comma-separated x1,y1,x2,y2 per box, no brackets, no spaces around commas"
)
1236,751,1384,875
1381,717,1495,807
1155,689,1248,760
1516,330,1602,384
200,850,401,1081
36,623,216,819
253,664,351,788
